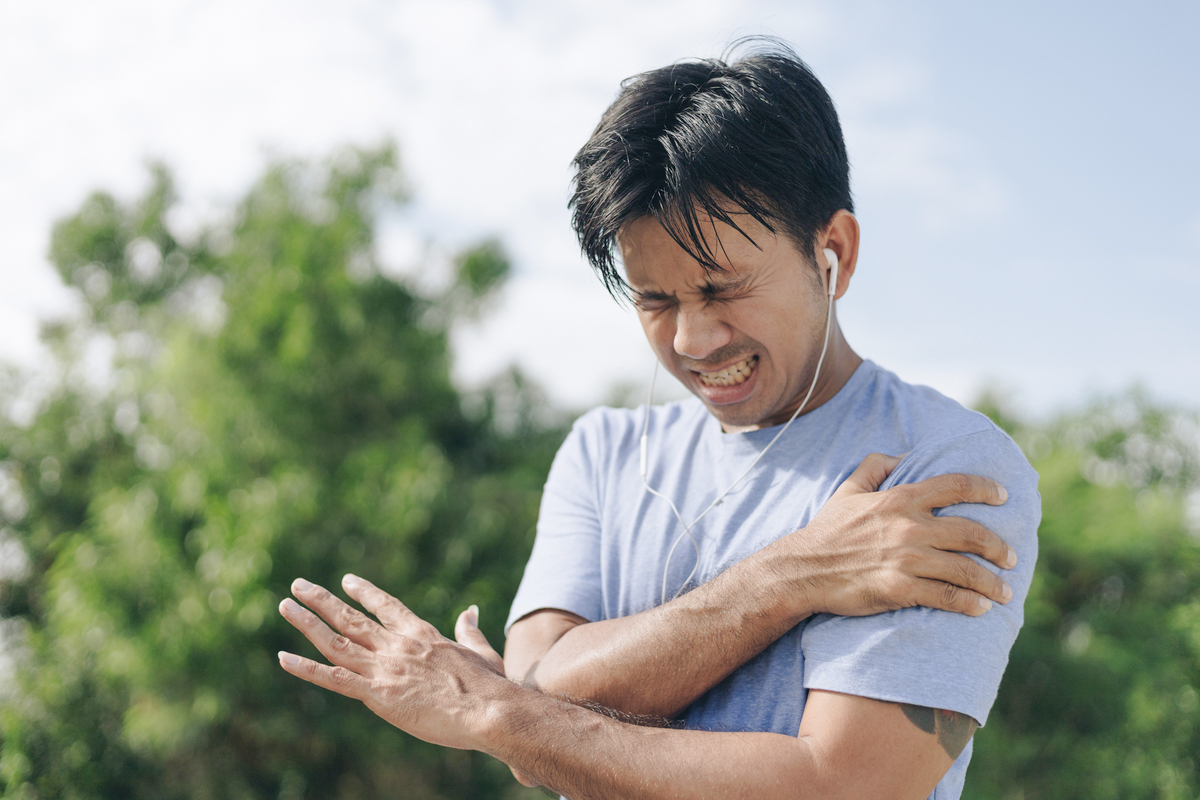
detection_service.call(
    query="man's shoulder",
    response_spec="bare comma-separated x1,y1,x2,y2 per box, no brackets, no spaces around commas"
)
853,362,1009,447
854,361,998,443
849,361,1037,488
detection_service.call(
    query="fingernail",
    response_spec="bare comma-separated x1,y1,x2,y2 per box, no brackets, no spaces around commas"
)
280,598,301,615
343,574,361,588
468,604,479,623
278,651,300,667
997,485,1008,504
1001,583,1013,602
1006,548,1018,568
978,597,992,612
292,578,313,593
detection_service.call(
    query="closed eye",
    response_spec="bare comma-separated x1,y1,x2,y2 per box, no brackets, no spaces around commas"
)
632,291,675,312
699,278,753,304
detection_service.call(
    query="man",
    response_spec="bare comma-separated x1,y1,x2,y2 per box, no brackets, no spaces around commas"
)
277,44,1039,799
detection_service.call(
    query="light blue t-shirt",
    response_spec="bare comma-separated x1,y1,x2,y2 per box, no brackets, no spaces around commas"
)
507,360,1040,799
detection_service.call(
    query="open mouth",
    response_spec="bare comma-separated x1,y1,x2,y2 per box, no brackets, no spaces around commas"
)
696,355,758,387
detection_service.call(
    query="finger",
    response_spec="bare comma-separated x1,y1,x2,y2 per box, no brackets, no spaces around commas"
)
908,577,996,617
341,574,422,631
832,453,904,498
933,516,1018,571
279,597,374,671
455,605,505,674
906,472,1008,510
290,578,386,649
277,650,369,700
914,550,1013,605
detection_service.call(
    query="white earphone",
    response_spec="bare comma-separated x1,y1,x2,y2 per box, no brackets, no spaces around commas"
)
824,247,839,297
642,246,841,604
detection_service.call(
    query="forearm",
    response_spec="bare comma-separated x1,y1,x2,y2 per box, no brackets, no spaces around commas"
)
512,458,1018,718
279,575,958,800
509,538,814,718
482,679,820,800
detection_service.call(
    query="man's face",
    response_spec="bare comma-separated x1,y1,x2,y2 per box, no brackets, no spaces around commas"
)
619,213,830,432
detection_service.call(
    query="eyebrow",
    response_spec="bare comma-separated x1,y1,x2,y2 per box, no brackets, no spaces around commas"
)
631,273,753,304
631,288,673,303
698,273,753,297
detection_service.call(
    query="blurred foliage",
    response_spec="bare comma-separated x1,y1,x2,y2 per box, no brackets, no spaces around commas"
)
0,144,561,799
967,392,1200,800
0,144,1198,800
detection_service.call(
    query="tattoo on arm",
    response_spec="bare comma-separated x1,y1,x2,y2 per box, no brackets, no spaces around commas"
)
900,704,978,760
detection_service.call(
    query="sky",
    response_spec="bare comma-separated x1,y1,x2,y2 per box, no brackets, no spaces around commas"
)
1,0,1198,421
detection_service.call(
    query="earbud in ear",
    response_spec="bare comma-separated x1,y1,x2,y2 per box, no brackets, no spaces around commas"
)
822,248,839,298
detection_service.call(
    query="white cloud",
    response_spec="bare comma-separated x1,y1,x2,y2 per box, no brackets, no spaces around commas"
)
2,0,1188,418
0,0,1009,405
451,271,689,411
834,61,1008,235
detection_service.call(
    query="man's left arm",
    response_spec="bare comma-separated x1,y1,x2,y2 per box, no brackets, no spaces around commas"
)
277,575,977,800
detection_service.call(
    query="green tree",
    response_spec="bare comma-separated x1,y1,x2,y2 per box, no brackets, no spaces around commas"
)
4,144,1199,800
0,145,561,799
967,393,1200,800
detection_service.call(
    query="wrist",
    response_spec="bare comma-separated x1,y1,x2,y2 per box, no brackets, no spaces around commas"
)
676,539,816,637
474,677,585,759
472,676,529,756
475,681,609,784
754,531,822,623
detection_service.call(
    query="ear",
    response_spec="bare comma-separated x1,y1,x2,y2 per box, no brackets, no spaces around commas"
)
818,211,860,301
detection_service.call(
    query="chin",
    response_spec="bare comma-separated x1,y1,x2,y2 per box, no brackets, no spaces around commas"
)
701,399,767,431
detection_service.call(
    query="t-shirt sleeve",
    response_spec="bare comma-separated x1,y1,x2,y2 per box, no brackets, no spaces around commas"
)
801,428,1041,727
505,412,607,633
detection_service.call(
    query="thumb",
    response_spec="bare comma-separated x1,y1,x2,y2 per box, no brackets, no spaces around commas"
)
833,452,904,497
455,604,504,674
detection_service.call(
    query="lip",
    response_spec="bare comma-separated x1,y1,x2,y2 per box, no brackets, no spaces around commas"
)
689,356,760,406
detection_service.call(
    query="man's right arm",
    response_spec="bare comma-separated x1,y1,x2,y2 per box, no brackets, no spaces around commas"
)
504,453,1017,719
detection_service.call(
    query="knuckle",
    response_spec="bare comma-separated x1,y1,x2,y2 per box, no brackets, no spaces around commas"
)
895,486,924,513
948,473,973,497
955,521,1000,558
338,606,367,631
896,548,923,571
329,634,354,656
951,560,979,589
330,666,357,688
959,522,989,549
938,582,962,608
892,518,922,545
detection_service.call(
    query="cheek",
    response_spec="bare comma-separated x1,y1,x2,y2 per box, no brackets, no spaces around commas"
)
638,313,676,353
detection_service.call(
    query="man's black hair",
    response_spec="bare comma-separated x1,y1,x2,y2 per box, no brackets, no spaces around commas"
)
569,39,853,299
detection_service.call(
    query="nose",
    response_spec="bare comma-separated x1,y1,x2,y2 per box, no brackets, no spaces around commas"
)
672,304,733,361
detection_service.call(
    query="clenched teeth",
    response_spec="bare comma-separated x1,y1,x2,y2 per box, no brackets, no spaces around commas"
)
697,356,758,387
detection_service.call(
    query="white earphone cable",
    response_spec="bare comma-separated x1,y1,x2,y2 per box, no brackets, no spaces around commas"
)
641,260,839,605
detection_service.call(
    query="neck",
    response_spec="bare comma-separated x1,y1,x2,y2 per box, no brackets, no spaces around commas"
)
721,323,862,433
